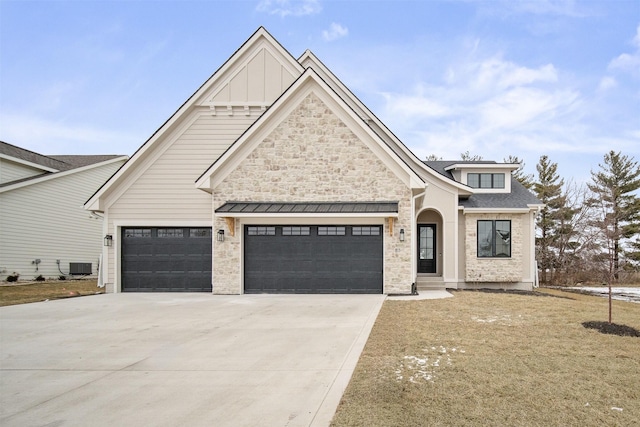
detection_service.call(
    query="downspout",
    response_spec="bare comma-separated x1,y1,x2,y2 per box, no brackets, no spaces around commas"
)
411,184,429,285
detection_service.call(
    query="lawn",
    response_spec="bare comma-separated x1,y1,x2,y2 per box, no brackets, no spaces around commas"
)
331,288,640,427
0,280,103,306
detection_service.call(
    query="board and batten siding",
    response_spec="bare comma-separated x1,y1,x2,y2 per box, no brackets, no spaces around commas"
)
0,160,125,281
0,158,45,185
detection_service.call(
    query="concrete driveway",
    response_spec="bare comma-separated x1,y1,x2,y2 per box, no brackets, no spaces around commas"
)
0,293,384,427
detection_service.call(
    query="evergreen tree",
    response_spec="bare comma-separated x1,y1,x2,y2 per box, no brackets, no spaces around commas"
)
504,155,534,189
533,155,565,284
587,151,640,281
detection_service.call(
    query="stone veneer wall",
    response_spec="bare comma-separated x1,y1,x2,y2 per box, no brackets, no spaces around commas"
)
212,92,413,294
465,213,523,282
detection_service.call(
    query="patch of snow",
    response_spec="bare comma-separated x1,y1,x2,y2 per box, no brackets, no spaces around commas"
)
565,287,640,303
395,346,464,384
471,314,514,324
611,407,623,412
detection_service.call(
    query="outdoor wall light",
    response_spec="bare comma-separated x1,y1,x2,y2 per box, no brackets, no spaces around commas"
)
217,229,225,242
104,235,113,247
399,229,405,242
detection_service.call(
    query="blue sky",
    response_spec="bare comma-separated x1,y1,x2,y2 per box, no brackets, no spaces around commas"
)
1,0,639,183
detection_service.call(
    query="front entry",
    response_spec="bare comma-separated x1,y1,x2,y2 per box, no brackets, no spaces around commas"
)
418,224,436,273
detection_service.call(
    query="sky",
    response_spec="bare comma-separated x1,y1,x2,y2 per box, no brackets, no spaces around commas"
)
1,0,639,184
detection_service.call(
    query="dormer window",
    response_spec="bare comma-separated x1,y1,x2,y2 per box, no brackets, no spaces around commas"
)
468,173,505,189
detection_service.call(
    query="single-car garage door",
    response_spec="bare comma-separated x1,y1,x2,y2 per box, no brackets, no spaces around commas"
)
121,227,212,292
244,225,382,294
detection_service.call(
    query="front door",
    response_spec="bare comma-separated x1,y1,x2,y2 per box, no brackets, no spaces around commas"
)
418,224,436,273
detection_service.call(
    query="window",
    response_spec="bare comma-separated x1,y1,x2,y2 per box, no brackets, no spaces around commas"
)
124,229,151,238
189,228,211,238
352,226,380,236
247,226,276,236
158,228,184,238
477,220,511,257
282,226,310,236
318,226,346,236
468,173,505,189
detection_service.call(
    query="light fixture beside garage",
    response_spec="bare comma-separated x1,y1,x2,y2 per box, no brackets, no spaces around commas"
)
399,229,405,242
217,229,225,242
104,234,113,247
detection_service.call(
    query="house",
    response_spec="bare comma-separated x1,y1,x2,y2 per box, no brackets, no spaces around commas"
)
84,27,542,294
0,141,127,281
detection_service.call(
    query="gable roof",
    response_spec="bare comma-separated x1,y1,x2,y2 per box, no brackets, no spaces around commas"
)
85,27,305,212
0,140,68,173
0,141,126,190
298,51,471,193
195,67,426,192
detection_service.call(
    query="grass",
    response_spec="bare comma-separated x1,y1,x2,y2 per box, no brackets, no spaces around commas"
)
0,279,103,306
331,288,640,427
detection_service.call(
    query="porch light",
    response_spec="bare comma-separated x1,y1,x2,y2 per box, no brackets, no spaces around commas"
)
217,229,225,242
399,229,405,242
104,235,113,247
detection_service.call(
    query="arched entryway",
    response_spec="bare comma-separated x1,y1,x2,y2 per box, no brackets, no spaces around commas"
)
416,209,443,276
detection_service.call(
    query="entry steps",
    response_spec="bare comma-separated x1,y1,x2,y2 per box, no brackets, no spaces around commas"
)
416,275,446,291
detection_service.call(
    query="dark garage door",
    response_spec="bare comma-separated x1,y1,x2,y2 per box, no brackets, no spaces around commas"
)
121,227,212,292
244,225,382,294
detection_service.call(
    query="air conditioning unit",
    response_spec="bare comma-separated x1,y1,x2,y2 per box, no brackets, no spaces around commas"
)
69,263,92,275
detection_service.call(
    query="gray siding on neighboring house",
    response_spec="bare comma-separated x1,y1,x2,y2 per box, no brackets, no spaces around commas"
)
0,160,125,281
0,158,44,185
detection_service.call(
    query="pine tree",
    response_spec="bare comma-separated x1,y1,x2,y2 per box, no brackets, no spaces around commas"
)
504,155,534,189
587,151,640,323
587,151,640,280
533,155,565,284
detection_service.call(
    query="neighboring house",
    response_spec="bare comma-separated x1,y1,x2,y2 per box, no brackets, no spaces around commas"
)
85,27,542,295
0,141,127,281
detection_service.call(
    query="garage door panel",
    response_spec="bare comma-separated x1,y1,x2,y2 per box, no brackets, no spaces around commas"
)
244,225,382,294
122,227,212,292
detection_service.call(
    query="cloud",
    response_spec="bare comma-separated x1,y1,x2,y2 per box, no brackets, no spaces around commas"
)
608,23,640,77
376,54,592,162
598,76,617,91
256,0,321,17
322,23,348,42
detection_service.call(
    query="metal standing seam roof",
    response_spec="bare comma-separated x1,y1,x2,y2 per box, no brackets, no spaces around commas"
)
216,201,399,214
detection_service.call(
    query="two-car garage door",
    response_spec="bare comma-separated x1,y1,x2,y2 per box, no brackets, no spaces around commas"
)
121,225,383,293
244,225,383,294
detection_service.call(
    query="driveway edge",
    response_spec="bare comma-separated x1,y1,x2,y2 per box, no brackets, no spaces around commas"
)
310,295,385,426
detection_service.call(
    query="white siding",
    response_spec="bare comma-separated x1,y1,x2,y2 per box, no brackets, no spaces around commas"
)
0,160,125,281
208,47,297,106
0,158,45,185
107,113,255,223
104,113,258,285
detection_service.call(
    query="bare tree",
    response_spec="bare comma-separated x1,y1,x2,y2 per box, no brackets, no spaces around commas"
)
460,150,483,161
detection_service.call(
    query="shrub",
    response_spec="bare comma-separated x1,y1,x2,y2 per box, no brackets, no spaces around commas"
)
6,273,19,282
35,275,45,281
